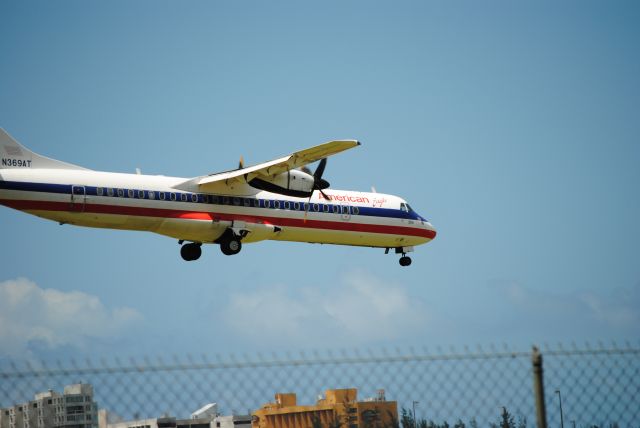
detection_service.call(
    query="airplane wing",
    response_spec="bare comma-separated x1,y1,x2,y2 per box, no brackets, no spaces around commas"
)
194,140,360,192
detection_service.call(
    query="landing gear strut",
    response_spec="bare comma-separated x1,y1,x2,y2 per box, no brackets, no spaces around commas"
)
180,242,202,261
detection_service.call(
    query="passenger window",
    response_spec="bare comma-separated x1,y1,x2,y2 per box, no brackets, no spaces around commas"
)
107,188,114,197
352,206,360,215
180,194,187,202
313,203,319,212
263,199,270,208
294,202,300,211
253,199,260,207
233,197,241,206
148,191,155,200
138,190,145,199
159,192,166,200
170,193,177,201
244,198,251,207
223,196,230,205
117,189,124,197
342,206,349,214
274,200,281,209
323,204,330,213
333,205,340,213
191,194,198,202
97,187,104,196
128,189,134,198
284,201,290,210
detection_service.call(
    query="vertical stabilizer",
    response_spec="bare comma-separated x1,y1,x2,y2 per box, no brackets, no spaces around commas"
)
0,128,88,170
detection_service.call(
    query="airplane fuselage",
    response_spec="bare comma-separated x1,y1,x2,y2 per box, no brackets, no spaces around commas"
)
0,168,436,250
0,129,436,265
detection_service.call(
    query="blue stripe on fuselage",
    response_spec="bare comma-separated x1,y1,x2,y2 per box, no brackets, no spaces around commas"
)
0,180,424,221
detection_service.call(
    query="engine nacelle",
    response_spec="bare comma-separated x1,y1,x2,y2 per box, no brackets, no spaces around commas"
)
249,169,315,198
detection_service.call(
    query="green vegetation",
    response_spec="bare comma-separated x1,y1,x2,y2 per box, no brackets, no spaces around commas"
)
400,406,524,428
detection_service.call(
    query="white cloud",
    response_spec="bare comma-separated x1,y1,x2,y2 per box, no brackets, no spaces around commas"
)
0,278,142,357
221,270,429,347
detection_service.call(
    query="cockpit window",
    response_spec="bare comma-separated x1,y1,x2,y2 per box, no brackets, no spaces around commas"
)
400,203,409,213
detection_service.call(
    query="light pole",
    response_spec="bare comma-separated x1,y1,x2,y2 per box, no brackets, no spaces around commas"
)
412,401,419,428
554,390,564,428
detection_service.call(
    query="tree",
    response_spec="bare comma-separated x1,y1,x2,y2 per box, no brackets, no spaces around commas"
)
499,407,516,428
517,415,527,428
453,419,466,428
400,408,415,428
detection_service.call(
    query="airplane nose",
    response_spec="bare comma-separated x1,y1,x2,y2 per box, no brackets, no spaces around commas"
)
424,221,437,240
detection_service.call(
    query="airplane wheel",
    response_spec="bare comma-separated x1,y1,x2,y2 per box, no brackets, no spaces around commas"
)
399,256,412,267
220,237,242,256
180,243,202,261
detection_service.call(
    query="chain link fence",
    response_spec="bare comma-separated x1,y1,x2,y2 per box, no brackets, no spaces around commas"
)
1,343,638,428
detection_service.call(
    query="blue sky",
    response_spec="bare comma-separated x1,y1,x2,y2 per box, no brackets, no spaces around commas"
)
1,1,639,361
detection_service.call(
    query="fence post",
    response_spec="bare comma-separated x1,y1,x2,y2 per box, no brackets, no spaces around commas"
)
532,346,547,428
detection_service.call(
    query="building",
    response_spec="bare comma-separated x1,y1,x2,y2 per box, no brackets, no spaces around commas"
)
251,389,397,428
1,384,98,428
102,405,250,428
106,416,248,428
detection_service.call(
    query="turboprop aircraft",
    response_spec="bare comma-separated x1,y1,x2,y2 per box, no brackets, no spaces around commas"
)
0,128,436,266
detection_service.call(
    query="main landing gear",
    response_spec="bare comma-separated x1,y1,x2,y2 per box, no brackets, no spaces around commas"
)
180,242,202,261
219,235,242,256
178,230,244,261
217,229,243,256
386,247,413,267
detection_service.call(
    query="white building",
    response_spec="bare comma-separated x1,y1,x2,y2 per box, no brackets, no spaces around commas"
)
1,384,97,428
102,404,250,428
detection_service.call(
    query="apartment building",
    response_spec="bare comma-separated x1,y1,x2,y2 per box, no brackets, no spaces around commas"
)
1,384,97,428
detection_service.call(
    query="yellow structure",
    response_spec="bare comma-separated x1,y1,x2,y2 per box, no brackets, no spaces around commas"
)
252,389,397,428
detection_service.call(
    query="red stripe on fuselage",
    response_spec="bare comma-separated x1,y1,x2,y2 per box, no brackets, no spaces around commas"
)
0,199,437,240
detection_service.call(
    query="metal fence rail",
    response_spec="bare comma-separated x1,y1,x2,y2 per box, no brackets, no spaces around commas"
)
1,343,638,428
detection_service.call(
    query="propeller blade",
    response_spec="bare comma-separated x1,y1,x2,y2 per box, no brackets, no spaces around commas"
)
314,158,327,179
312,158,330,189
319,188,331,201
316,178,330,189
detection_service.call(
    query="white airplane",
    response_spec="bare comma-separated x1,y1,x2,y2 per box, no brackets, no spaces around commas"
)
0,128,436,266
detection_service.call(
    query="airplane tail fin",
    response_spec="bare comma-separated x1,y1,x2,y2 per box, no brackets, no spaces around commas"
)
0,128,88,170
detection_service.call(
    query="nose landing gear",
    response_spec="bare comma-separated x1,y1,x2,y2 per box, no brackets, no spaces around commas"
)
399,255,412,266
386,246,414,267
